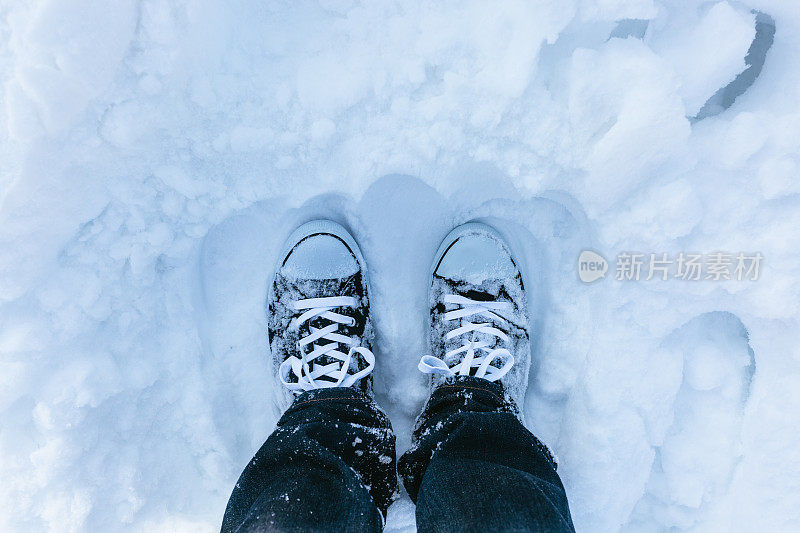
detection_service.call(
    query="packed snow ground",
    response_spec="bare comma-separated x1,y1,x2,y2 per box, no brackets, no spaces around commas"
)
2,0,800,531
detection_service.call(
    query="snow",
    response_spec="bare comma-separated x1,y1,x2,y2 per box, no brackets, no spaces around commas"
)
648,2,756,117
1,0,799,531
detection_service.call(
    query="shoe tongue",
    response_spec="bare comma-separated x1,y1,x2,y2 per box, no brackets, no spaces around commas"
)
440,284,502,356
438,277,524,357
279,271,367,378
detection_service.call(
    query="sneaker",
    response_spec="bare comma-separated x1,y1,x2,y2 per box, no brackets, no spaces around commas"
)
268,220,375,411
418,222,531,410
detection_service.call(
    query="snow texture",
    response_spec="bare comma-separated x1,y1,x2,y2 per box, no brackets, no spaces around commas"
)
1,0,799,531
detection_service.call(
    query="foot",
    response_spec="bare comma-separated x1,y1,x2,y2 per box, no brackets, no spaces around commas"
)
419,222,531,410
269,220,375,411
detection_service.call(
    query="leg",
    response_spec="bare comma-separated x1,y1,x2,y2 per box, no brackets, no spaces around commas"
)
222,387,396,532
222,220,396,531
398,376,574,532
403,222,575,532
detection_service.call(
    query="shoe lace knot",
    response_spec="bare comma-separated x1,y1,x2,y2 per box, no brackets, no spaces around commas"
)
419,294,514,382
279,296,374,393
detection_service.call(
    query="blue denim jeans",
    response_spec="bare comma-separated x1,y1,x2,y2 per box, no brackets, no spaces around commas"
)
222,377,574,532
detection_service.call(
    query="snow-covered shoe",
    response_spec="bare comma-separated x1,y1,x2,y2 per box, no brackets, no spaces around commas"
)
268,220,375,412
418,222,531,410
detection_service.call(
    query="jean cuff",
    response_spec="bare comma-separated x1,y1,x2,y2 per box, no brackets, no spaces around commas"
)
415,375,518,428
425,376,555,469
280,386,386,427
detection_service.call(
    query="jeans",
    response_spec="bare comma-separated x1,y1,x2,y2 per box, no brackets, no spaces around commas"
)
221,377,574,532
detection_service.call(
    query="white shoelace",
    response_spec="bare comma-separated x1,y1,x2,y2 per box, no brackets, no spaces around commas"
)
279,296,375,393
419,294,515,382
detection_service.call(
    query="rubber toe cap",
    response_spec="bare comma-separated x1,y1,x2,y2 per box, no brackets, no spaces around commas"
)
435,233,517,285
281,234,359,279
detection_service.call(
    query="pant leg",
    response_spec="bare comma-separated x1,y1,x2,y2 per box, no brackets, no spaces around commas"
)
398,376,574,533
221,387,397,533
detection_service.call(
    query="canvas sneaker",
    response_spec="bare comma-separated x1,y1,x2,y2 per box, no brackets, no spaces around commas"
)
418,222,531,410
268,220,375,411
